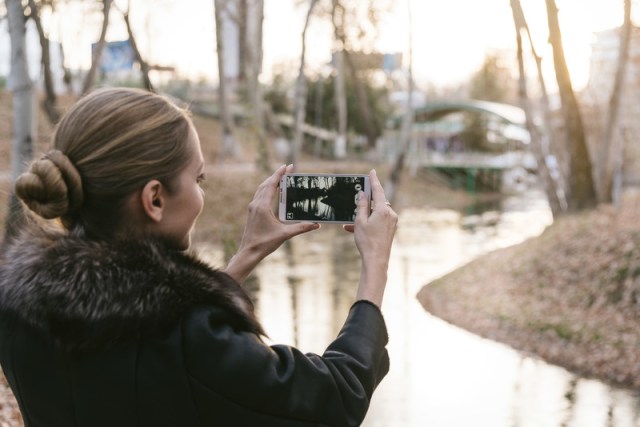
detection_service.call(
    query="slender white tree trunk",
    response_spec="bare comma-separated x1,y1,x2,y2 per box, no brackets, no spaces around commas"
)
510,0,562,217
214,0,237,162
7,0,34,181
331,1,348,159
333,50,347,159
515,0,568,210
5,0,35,240
245,0,269,171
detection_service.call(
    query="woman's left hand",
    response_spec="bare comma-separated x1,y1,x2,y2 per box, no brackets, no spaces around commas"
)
224,165,320,284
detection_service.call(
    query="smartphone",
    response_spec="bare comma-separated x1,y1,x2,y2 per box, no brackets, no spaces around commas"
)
279,173,371,223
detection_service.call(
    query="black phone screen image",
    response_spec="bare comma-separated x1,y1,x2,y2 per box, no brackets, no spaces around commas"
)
284,175,366,222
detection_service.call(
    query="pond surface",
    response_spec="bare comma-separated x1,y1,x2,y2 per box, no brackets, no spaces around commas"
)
201,189,640,426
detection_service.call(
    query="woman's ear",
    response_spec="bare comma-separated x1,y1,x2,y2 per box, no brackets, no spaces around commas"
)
141,180,165,223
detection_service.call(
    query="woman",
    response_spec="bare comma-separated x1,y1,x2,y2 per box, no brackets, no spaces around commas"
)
0,87,397,427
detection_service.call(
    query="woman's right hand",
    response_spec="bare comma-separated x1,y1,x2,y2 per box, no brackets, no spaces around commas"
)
345,169,398,307
225,165,319,284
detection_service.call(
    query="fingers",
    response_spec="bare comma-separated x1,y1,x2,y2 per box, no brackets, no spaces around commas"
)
264,164,288,191
342,224,355,233
355,190,370,223
253,164,289,206
369,169,387,207
286,222,320,238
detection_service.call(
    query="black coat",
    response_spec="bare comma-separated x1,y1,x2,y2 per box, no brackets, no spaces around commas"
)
0,230,389,427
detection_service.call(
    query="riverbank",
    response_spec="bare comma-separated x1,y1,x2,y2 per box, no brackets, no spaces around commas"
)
417,192,640,390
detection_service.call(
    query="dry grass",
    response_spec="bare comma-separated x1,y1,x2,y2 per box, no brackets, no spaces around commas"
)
418,196,640,390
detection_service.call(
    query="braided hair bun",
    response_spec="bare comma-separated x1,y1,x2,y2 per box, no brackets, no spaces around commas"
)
15,150,84,220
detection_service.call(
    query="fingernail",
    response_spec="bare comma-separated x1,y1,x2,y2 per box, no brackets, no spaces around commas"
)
357,191,365,200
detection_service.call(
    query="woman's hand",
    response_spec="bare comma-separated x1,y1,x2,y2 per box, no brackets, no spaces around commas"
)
344,169,398,307
224,165,319,284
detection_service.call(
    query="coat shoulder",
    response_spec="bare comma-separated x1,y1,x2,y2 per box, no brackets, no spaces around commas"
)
0,229,263,352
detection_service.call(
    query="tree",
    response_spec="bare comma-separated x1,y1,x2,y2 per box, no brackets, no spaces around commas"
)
597,0,632,204
5,0,35,242
510,0,564,217
213,0,238,161
304,74,390,145
118,1,154,92
510,0,568,211
244,0,270,172
331,0,380,148
82,0,113,94
289,0,320,164
27,0,60,124
213,0,269,170
332,49,348,158
545,0,596,210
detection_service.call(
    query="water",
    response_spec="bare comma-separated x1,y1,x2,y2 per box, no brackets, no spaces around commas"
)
200,189,640,426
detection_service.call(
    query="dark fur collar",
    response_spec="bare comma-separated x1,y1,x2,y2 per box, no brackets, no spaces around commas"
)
0,228,264,353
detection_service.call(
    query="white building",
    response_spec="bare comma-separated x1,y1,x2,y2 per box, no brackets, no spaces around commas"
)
581,26,640,187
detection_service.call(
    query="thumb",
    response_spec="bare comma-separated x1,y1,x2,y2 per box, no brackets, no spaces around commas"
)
287,222,320,239
355,191,369,223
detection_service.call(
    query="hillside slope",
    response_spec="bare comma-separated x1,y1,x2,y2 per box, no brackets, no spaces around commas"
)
418,198,640,389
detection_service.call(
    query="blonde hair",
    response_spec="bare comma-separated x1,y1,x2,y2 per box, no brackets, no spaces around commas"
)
15,87,194,239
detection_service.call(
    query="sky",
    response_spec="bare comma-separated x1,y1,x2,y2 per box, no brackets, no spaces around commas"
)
269,0,634,90
37,0,638,91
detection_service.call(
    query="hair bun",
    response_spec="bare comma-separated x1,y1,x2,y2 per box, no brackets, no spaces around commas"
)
15,150,84,220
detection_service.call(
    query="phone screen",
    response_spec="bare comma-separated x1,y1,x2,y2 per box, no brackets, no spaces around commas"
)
279,174,370,223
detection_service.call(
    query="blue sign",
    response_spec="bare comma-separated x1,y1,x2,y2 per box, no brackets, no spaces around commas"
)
92,40,135,73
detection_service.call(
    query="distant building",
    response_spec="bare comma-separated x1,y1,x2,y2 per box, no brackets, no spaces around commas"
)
581,25,640,187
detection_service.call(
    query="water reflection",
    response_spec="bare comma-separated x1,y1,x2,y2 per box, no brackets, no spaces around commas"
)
199,190,640,426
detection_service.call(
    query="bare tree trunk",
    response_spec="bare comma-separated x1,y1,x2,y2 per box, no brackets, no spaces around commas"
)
5,0,35,242
333,50,348,158
510,0,562,217
82,0,113,94
330,0,347,159
545,0,596,210
120,1,154,92
313,74,326,157
245,0,269,172
238,0,248,85
598,0,632,203
385,0,413,205
213,0,238,162
522,16,568,205
27,0,60,124
289,0,319,165
59,43,74,95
